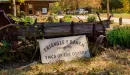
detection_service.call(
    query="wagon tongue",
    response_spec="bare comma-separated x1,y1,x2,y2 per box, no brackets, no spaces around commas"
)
0,10,11,28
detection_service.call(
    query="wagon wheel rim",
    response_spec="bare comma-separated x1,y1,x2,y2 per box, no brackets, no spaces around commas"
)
0,24,38,62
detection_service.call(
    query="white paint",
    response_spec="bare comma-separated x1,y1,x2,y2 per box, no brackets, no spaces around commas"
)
38,35,90,63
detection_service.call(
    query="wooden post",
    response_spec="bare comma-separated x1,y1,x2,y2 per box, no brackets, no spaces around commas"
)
119,17,122,25
59,18,64,23
42,23,45,38
92,24,96,41
70,21,74,36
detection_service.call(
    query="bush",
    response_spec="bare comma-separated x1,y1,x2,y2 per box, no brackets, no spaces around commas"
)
63,15,72,22
87,15,96,22
8,14,36,25
107,26,130,48
17,11,26,17
0,40,12,62
45,13,58,22
20,17,36,25
0,37,39,63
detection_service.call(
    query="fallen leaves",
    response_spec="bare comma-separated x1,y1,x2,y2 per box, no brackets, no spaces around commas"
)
1,49,130,75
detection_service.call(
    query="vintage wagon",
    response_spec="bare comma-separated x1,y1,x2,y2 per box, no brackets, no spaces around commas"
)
0,10,111,41
0,10,111,64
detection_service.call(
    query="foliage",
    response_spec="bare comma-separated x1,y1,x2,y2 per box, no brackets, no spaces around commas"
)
0,24,43,63
8,14,36,25
0,16,42,63
100,0,130,13
0,36,39,63
17,11,26,17
50,0,101,13
17,0,25,3
0,40,10,54
45,13,58,22
63,15,72,22
87,15,96,22
0,40,11,62
49,0,130,14
101,0,123,10
121,0,130,13
9,0,25,3
107,26,130,48
21,17,36,25
49,2,60,13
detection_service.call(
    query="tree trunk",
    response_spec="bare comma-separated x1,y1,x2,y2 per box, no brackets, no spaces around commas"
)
76,0,79,9
13,0,16,16
107,0,110,19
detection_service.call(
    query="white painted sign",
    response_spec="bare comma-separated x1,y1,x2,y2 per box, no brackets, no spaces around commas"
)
38,35,90,63
42,8,47,14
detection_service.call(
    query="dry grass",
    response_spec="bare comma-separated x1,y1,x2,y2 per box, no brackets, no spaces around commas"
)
108,23,130,30
0,49,130,75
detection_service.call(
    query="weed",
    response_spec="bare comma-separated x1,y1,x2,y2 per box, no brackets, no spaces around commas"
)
87,15,96,22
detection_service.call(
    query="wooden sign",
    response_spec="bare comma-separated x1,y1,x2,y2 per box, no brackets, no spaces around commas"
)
38,35,90,63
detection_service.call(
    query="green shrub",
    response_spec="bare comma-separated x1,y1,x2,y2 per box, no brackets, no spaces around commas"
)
0,38,39,63
52,13,57,17
107,26,130,48
63,15,72,22
87,15,96,22
20,17,36,25
45,13,58,22
0,40,11,63
0,40,10,54
17,11,26,17
8,14,36,25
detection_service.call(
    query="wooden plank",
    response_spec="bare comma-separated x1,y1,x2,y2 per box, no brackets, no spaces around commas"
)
42,20,110,38
6,25,41,39
73,22,93,34
43,22,72,37
1,21,110,39
44,22,71,27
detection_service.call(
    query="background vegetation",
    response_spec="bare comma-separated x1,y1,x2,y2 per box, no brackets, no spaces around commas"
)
107,26,130,48
49,0,130,14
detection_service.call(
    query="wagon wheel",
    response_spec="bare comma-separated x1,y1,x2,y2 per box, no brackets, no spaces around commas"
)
91,35,107,56
0,24,16,64
0,24,38,62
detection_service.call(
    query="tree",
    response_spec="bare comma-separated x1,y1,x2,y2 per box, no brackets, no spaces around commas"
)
50,0,102,13
122,0,130,13
107,0,110,19
49,2,60,13
59,0,101,11
12,0,16,16
101,0,123,10
11,0,25,16
87,0,101,9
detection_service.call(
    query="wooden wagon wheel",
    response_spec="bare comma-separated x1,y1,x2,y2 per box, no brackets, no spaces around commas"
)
0,24,38,62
